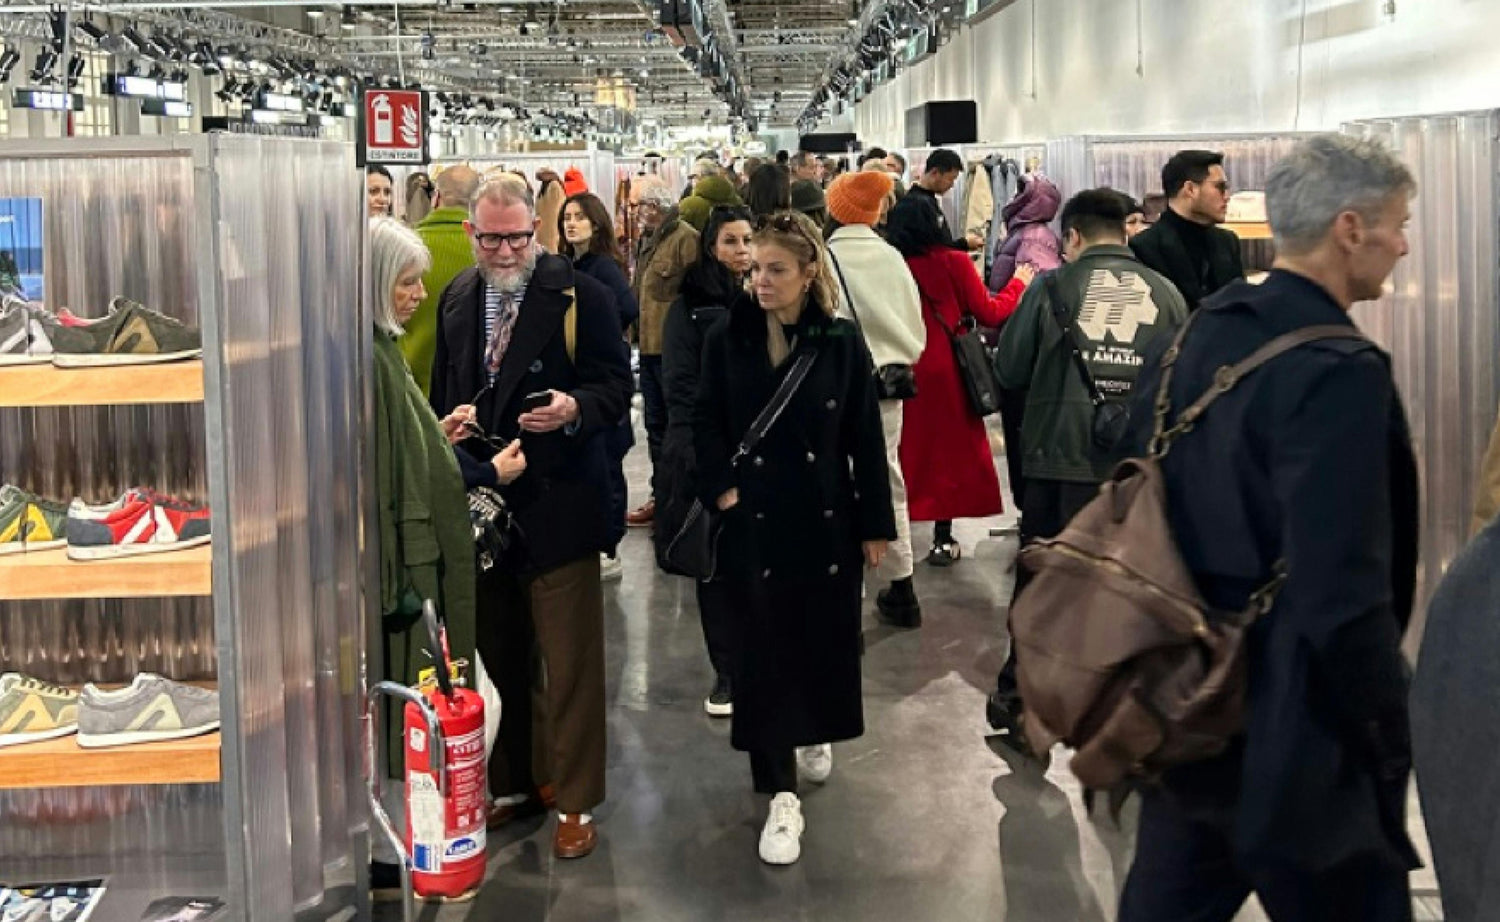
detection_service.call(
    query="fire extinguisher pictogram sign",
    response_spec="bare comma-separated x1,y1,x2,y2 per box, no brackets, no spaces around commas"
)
357,87,430,166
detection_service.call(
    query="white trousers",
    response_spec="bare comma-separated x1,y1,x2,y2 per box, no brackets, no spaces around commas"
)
877,399,915,581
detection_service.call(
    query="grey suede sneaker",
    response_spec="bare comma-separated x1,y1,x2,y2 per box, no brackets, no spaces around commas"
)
76,674,219,748
50,298,201,367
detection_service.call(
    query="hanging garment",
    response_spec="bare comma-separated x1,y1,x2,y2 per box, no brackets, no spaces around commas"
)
986,158,1021,271
962,162,994,274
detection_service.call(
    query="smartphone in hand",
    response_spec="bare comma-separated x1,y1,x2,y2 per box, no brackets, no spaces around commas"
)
520,390,553,413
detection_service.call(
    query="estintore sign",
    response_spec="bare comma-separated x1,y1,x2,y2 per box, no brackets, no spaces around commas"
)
357,88,430,166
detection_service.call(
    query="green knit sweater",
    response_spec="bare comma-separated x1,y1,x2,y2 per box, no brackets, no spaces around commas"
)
402,206,476,397
374,330,477,775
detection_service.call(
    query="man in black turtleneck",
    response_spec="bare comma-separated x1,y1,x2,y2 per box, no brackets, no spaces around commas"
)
1130,149,1244,311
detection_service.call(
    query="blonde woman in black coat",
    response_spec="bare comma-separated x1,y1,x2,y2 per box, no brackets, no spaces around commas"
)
694,210,895,866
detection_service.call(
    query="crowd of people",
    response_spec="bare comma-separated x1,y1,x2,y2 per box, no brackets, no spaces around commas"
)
361,132,1446,922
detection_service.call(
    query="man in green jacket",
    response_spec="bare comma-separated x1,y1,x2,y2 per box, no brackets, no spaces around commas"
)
402,164,481,396
989,188,1188,741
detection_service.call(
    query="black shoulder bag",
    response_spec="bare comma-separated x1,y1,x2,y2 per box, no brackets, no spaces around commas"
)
828,251,917,400
1042,271,1130,451
922,287,1003,417
663,349,818,580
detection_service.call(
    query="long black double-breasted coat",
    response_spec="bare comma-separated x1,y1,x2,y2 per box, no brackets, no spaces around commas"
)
694,291,895,752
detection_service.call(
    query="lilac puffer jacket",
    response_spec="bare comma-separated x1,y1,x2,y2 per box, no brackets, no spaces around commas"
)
989,175,1062,293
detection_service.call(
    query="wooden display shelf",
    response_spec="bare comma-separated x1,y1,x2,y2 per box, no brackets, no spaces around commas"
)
1225,221,1273,240
0,732,220,789
0,545,212,600
0,360,204,407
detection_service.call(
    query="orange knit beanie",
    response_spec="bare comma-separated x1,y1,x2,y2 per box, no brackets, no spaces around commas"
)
827,170,894,226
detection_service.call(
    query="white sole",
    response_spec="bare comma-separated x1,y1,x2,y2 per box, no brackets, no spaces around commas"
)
0,539,67,556
51,348,201,368
0,353,51,365
703,700,732,717
66,533,211,560
0,725,78,748
76,721,219,748
758,839,802,865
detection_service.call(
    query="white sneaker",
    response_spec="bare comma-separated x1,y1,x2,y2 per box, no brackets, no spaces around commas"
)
758,792,804,865
796,744,832,784
600,553,623,582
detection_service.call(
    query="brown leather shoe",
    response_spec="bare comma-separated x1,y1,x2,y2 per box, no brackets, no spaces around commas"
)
625,499,655,527
486,787,552,830
553,815,598,859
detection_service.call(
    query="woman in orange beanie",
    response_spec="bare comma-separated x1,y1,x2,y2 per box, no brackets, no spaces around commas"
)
563,166,590,198
825,170,896,233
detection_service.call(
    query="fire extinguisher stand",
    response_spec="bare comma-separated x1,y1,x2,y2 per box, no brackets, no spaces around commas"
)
366,679,447,922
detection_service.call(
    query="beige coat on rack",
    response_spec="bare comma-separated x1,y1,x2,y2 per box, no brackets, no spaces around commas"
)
962,162,994,271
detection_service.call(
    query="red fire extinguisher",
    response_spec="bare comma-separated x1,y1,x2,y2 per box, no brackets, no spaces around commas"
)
402,601,487,901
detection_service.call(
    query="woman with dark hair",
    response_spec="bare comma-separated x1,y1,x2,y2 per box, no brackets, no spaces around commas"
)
886,194,1031,566
694,210,893,866
657,204,754,717
366,165,394,217
744,164,792,219
560,192,640,581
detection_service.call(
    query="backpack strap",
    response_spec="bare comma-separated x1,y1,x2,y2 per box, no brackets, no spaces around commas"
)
1043,270,1108,408
563,287,577,365
1149,318,1370,458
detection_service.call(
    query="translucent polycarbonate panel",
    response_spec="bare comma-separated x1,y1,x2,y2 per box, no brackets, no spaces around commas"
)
1088,134,1306,202
200,133,365,922
0,138,226,911
1346,112,1500,653
434,150,618,215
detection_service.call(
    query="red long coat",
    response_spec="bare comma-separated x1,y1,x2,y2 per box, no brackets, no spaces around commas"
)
900,247,1026,522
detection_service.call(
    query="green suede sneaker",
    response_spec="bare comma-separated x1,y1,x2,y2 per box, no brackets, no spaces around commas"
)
50,298,201,367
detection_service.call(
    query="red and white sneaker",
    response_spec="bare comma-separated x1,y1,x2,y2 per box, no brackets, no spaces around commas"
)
65,490,211,560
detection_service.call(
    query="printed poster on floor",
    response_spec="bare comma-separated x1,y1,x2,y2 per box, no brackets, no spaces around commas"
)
138,895,228,921
0,878,107,922
0,197,44,303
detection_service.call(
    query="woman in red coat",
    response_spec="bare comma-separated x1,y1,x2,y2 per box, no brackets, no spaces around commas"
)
885,194,1033,565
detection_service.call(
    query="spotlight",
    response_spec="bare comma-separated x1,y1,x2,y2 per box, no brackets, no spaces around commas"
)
340,7,358,30
0,48,20,82
66,55,87,88
30,49,58,84
120,27,150,55
74,20,108,43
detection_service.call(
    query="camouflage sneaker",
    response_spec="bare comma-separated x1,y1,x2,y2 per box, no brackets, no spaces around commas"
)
0,297,39,365
0,485,68,556
0,673,80,748
50,297,201,367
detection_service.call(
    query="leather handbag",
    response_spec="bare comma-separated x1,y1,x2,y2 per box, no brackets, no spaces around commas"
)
923,293,1002,417
828,251,917,401
467,485,523,573
1043,271,1130,451
663,350,818,580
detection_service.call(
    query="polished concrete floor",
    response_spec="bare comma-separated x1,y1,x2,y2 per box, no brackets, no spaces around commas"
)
376,424,1443,922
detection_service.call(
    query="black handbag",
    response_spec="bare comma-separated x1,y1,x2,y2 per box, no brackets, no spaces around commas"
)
923,292,1003,417
663,349,818,580
468,485,523,573
828,250,918,401
1043,271,1131,451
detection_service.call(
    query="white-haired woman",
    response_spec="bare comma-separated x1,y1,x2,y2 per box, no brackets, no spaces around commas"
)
368,216,486,901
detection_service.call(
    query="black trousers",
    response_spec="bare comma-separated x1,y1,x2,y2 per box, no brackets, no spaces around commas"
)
997,477,1100,700
1119,791,1413,922
697,578,736,684
750,749,796,795
638,354,667,468
998,388,1028,510
603,415,634,553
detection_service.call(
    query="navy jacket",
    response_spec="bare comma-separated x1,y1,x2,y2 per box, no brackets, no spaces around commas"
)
574,251,640,331
1124,270,1420,873
430,256,633,573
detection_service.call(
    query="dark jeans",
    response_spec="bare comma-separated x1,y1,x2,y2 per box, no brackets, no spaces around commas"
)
603,415,634,552
638,354,667,470
697,578,736,684
750,749,797,795
999,388,1028,511
1119,791,1413,922
997,477,1100,700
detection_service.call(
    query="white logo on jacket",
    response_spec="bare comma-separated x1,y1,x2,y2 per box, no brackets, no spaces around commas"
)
1078,269,1160,344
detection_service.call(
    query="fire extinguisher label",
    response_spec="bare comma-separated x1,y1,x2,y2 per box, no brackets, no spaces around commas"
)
409,772,446,872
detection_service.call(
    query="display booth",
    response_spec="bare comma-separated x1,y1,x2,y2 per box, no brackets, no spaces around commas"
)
0,135,369,922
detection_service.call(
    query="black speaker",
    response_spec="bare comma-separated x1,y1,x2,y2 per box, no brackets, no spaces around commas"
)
904,101,977,146
798,132,857,154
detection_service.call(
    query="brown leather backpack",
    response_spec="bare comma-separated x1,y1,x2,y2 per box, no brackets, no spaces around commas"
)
1010,313,1367,789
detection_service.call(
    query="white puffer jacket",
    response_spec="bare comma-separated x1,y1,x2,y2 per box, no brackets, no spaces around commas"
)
826,225,926,370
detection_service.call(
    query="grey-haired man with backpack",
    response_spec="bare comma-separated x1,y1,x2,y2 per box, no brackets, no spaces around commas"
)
1110,135,1422,920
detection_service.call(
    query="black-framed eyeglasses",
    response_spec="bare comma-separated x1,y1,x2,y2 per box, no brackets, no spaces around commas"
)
472,230,535,251
1205,180,1230,193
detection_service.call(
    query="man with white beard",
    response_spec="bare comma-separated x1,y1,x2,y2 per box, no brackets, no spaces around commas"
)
429,173,632,861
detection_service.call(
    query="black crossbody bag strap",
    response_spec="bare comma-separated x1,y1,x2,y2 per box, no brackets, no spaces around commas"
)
730,350,816,467
1043,270,1106,407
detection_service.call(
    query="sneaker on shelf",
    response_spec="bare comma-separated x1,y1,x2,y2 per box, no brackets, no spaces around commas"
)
599,552,623,582
66,490,210,560
76,673,219,748
0,298,54,366
796,743,832,784
758,792,805,865
0,673,80,748
0,485,69,556
703,675,732,717
49,298,201,367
